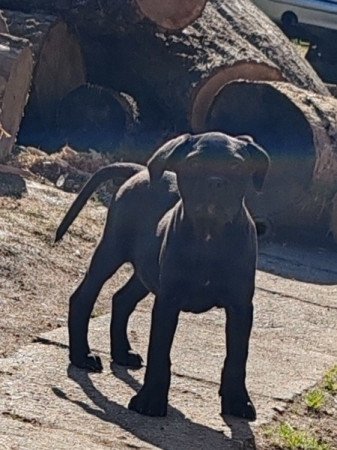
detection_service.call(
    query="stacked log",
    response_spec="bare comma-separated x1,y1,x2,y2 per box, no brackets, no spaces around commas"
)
0,1,328,134
0,34,33,162
78,1,328,138
0,1,331,149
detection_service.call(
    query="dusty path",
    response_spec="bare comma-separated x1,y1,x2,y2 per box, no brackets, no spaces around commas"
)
0,180,337,448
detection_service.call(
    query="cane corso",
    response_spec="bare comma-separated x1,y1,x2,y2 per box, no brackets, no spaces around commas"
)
55,132,270,421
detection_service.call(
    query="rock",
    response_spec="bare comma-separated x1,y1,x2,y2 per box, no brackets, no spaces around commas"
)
0,172,26,197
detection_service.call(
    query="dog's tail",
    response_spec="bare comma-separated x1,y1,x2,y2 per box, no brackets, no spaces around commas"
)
54,162,145,243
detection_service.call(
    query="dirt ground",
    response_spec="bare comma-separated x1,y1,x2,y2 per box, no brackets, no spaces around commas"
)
1,175,337,449
0,177,128,358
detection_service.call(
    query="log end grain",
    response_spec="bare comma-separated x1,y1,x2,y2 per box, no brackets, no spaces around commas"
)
32,21,86,125
136,0,207,30
57,84,137,152
191,62,284,132
0,34,33,162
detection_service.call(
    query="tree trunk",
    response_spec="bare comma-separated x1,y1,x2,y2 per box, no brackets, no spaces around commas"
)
0,0,208,32
81,1,328,139
0,9,86,150
0,34,33,162
205,79,337,237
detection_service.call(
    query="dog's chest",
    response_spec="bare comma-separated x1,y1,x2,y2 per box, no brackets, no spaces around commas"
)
177,241,236,313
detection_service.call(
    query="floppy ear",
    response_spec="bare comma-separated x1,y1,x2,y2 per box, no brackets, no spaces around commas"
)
237,135,270,192
147,133,193,182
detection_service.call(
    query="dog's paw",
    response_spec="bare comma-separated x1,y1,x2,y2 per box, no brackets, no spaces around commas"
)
221,393,256,421
112,350,143,369
70,353,103,373
128,388,168,417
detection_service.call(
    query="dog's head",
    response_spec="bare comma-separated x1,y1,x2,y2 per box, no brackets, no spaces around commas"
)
148,132,270,228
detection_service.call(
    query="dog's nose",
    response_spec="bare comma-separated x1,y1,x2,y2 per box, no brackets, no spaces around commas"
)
207,176,225,190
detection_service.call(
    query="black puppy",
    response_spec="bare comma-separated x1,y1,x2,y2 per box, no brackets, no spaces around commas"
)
55,132,270,421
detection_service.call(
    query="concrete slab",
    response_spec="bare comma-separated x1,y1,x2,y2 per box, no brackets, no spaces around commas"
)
0,243,337,449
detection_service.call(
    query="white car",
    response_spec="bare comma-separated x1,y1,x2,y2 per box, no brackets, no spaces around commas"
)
252,0,337,30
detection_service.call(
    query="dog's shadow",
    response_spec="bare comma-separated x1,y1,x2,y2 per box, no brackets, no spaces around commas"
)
52,364,255,450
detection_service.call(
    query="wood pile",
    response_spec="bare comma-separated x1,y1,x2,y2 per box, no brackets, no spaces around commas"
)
0,0,336,241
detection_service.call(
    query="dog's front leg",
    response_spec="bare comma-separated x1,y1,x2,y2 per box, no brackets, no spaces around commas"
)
128,297,179,417
220,303,256,421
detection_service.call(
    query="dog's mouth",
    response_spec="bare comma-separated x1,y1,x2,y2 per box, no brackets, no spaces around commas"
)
190,205,235,240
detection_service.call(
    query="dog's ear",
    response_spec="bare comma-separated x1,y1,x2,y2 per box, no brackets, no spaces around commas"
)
147,134,194,182
237,135,270,192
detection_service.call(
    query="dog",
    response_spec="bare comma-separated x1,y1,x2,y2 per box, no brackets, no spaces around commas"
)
55,132,270,421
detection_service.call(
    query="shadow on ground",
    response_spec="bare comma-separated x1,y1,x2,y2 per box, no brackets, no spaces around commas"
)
258,241,337,285
52,364,255,450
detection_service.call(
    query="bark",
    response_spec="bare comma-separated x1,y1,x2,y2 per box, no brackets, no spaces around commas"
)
0,34,33,162
0,9,86,149
0,0,208,32
206,79,337,235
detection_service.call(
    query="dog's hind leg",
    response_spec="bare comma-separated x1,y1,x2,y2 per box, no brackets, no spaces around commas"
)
110,274,149,369
68,235,124,372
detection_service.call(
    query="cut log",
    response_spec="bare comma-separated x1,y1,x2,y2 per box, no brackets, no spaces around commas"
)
56,84,139,152
0,0,208,32
0,10,86,150
0,34,33,162
82,1,328,139
205,80,337,236
191,0,329,131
